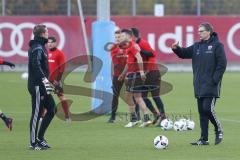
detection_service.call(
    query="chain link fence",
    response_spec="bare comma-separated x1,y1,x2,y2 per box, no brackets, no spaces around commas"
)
1,0,240,16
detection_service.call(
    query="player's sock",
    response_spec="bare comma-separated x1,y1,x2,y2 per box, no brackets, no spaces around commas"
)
135,104,141,121
153,97,165,113
143,114,150,122
111,112,116,119
143,98,158,115
61,100,70,119
130,112,137,122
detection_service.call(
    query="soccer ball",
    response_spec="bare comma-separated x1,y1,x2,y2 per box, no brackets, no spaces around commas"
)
186,119,195,130
179,118,188,131
21,72,28,80
173,120,185,131
153,135,168,149
160,119,173,130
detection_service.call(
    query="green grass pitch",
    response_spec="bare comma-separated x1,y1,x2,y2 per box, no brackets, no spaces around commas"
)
0,72,239,160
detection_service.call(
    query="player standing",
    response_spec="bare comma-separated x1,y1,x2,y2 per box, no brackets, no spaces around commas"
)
28,24,55,150
107,30,128,123
119,29,151,128
47,36,70,121
131,28,166,125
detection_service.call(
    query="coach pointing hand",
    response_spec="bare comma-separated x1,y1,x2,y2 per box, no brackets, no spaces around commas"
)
171,22,227,146
171,41,179,50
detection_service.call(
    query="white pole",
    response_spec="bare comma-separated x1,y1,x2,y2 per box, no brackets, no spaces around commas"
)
132,0,136,16
77,0,91,68
67,0,71,16
97,0,110,21
2,0,5,16
197,0,201,16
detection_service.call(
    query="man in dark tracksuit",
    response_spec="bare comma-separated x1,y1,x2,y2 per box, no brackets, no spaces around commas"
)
172,22,227,145
28,24,55,150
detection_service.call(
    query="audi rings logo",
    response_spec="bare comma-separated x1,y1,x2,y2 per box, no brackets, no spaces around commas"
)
0,22,65,57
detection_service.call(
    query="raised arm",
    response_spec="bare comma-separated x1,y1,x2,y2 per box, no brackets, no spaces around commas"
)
171,41,194,59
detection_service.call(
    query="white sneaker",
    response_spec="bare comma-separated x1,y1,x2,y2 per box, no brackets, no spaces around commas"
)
66,118,72,123
139,120,152,128
124,121,139,128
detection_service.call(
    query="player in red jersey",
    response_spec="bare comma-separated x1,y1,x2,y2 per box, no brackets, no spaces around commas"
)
119,29,151,128
46,36,70,121
0,58,14,130
131,28,166,125
107,30,128,123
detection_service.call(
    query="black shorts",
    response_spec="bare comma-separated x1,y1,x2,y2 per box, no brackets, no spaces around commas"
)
142,70,161,98
125,72,145,93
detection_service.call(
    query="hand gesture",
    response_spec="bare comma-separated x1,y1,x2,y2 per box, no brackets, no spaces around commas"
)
171,41,179,49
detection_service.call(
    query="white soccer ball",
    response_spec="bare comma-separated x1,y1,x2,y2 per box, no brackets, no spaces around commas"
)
153,135,168,149
21,72,28,80
179,118,188,131
173,120,185,131
160,119,173,130
186,119,195,130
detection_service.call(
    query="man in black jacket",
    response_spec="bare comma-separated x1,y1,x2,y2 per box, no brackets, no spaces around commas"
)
171,22,227,145
28,24,55,150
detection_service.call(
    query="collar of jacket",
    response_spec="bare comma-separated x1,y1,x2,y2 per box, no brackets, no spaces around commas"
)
34,36,48,45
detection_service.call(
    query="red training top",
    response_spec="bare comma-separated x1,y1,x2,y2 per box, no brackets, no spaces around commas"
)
125,40,141,73
48,48,65,82
137,38,158,71
0,58,3,65
110,45,127,76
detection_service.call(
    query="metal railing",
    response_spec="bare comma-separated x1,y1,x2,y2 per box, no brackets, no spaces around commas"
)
1,0,240,16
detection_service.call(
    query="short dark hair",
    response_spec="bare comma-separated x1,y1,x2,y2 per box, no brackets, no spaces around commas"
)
199,22,213,34
115,30,121,34
33,24,47,37
48,36,57,42
131,27,139,38
121,29,133,36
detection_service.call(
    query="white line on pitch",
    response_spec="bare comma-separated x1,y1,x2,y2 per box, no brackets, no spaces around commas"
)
221,118,240,123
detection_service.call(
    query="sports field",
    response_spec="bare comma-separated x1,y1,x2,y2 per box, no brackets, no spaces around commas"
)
0,72,239,160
